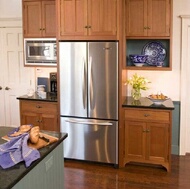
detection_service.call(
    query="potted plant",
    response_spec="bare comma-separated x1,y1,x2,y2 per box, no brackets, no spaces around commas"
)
125,73,151,100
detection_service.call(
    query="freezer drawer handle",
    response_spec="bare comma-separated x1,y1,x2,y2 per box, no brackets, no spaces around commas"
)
65,119,113,126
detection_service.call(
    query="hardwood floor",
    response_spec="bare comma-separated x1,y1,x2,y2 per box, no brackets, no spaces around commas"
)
64,155,190,189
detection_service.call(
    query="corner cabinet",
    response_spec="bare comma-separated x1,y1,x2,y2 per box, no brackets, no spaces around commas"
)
22,0,56,38
57,0,117,40
19,100,58,131
126,0,171,37
123,108,172,171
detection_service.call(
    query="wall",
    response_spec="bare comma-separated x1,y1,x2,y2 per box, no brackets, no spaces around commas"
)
1,0,188,98
125,0,190,101
0,0,57,92
0,0,22,18
124,0,190,155
1,0,186,96
1,0,188,153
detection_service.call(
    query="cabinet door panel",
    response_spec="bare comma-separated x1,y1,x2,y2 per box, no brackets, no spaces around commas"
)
21,112,39,126
88,0,117,36
23,1,42,37
60,0,87,36
147,123,169,161
42,1,56,37
126,0,147,36
148,0,170,36
125,121,146,160
40,113,57,131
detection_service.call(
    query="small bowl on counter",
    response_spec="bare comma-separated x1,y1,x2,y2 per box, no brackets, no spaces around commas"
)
129,54,148,67
147,94,169,105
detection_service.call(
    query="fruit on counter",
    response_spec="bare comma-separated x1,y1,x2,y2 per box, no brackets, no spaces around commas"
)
149,93,168,99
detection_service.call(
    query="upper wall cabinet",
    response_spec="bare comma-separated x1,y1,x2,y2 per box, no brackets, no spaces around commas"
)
125,0,171,37
57,0,117,40
22,0,56,38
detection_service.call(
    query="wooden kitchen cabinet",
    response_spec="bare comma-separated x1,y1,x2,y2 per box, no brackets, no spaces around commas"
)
123,108,172,171
22,0,56,38
125,0,171,37
57,0,117,40
19,100,58,131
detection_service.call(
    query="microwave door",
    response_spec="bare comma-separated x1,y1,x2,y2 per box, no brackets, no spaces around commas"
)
28,45,49,59
31,46,50,57
24,38,57,65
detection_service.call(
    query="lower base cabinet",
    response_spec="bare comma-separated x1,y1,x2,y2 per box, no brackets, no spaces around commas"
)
123,108,172,171
19,100,58,131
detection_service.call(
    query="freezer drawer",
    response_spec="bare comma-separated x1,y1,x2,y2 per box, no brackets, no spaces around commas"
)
61,117,118,165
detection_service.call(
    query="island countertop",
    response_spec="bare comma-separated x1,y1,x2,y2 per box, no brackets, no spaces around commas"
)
0,126,67,189
122,96,175,110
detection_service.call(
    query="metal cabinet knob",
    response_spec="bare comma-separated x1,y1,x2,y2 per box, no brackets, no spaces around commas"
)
5,87,10,90
0,86,2,90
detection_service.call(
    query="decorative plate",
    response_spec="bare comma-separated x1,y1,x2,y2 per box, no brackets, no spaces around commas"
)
142,41,166,65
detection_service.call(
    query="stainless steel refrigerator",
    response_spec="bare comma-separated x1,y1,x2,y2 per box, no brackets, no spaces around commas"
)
59,41,118,166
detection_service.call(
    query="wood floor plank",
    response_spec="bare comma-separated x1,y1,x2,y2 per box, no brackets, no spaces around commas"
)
64,155,190,189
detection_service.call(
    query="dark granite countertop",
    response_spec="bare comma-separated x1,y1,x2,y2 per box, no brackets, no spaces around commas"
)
0,126,67,189
122,96,175,110
17,92,57,102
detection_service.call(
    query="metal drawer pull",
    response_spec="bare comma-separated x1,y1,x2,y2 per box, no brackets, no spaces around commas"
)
144,114,150,117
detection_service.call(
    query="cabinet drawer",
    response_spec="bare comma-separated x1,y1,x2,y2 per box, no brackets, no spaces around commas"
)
20,101,57,114
124,109,170,123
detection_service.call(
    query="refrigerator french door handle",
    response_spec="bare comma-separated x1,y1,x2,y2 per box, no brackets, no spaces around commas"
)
89,56,94,110
65,119,113,126
82,58,86,109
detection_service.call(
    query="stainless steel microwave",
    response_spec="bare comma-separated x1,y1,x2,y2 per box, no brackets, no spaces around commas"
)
24,38,57,66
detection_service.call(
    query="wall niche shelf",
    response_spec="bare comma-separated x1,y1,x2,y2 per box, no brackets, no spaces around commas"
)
125,39,171,71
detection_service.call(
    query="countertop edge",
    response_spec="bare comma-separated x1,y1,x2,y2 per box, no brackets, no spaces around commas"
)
122,96,175,110
16,93,57,103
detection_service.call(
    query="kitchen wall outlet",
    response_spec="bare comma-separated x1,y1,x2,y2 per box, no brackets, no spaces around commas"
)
45,156,53,172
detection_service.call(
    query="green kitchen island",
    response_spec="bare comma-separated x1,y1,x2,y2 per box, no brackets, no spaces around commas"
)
0,126,68,189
